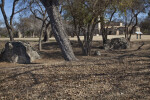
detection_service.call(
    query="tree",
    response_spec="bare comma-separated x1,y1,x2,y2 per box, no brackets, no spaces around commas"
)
98,0,117,45
140,16,150,34
40,0,77,61
118,0,149,41
30,0,51,50
0,0,28,41
16,15,41,37
62,0,117,55
63,0,94,55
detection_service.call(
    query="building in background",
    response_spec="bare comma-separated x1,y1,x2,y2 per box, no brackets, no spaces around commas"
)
96,21,142,36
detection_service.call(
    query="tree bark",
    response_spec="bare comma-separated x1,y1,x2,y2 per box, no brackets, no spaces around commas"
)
43,23,50,42
7,28,14,41
39,22,45,51
101,19,107,45
10,31,14,41
43,30,49,42
40,0,77,61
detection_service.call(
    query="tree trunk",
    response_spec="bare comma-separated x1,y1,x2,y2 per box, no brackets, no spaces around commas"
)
100,16,108,45
102,32,107,45
125,14,138,41
50,31,53,38
75,27,86,55
8,29,14,41
40,0,77,61
43,28,50,42
39,22,45,51
0,4,14,41
128,14,138,41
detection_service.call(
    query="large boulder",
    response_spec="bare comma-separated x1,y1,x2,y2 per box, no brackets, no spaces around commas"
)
104,37,130,50
0,41,40,64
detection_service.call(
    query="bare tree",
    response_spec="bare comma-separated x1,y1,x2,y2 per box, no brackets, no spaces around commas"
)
99,0,117,45
0,0,28,41
16,15,41,38
30,0,51,50
118,0,150,41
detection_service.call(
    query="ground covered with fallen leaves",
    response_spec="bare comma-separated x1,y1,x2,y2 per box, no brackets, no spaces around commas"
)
0,40,150,100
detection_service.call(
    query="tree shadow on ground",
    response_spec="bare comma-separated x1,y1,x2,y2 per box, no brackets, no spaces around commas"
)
42,42,60,50
41,41,88,58
40,50,63,60
0,61,150,99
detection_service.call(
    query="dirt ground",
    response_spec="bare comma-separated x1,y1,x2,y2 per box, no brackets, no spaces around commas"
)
0,40,150,100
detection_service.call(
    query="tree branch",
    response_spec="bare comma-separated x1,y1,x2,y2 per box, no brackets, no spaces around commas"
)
10,0,19,26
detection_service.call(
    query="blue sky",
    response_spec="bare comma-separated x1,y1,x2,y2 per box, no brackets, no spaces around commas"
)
0,0,24,23
0,0,13,20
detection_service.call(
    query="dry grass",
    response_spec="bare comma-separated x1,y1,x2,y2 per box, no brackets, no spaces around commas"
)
0,40,150,100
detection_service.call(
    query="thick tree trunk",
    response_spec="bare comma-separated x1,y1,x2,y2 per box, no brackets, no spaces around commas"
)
40,0,77,61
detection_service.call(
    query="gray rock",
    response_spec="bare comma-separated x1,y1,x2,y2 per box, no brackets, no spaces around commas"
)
94,50,101,56
104,37,130,50
0,41,40,64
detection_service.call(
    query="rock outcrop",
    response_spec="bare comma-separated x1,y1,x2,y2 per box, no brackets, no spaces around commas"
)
0,41,40,64
104,37,130,50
